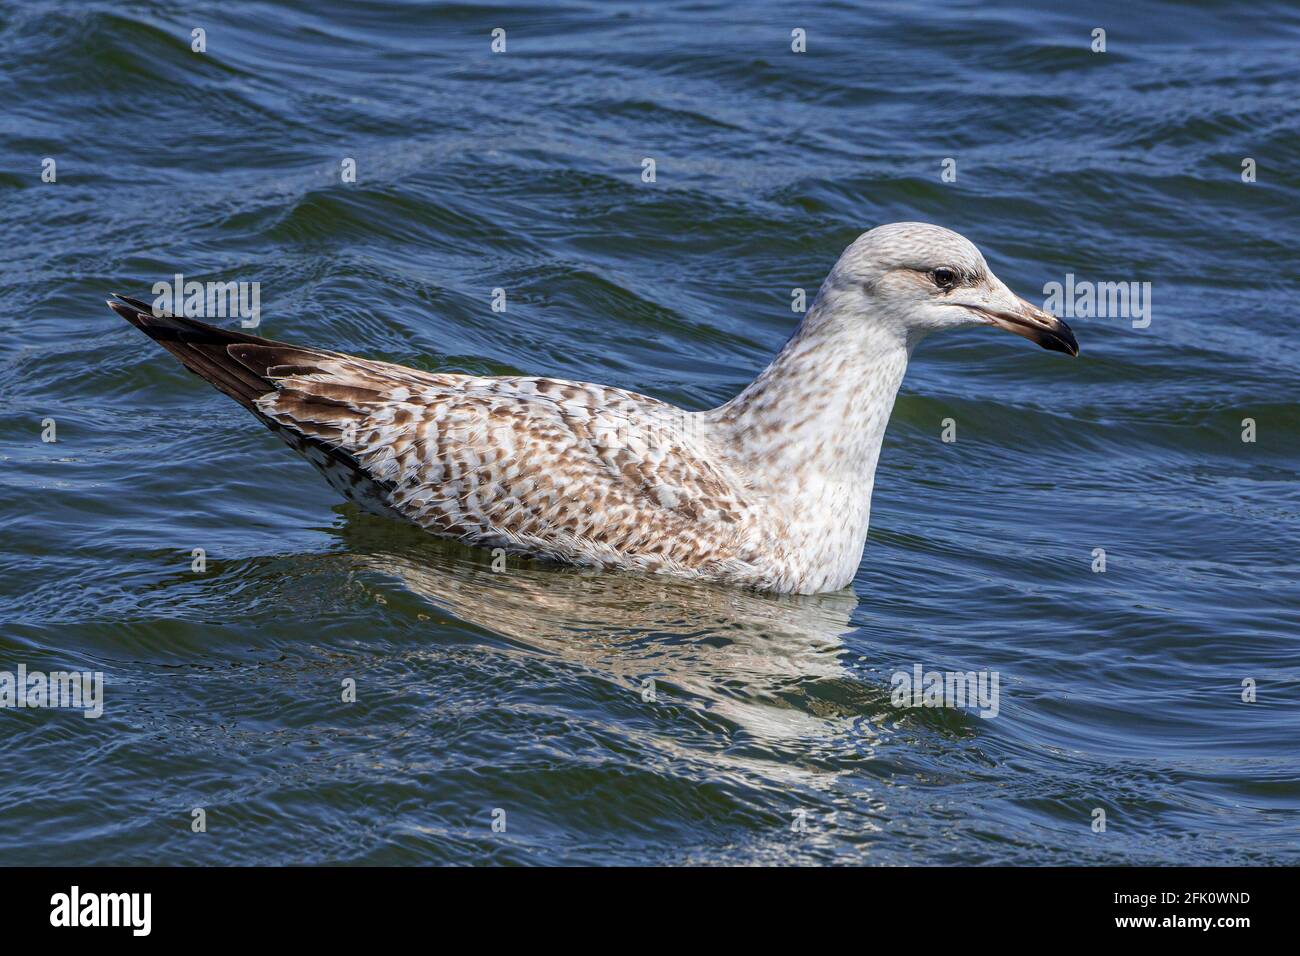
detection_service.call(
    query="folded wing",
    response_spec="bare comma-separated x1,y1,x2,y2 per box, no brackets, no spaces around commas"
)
110,295,758,575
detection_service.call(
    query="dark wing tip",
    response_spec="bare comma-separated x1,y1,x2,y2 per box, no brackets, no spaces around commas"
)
107,296,146,327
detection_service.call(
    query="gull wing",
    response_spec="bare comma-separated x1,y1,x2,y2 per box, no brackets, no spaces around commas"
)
109,295,757,574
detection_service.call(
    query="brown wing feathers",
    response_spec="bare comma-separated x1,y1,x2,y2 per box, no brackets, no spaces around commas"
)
109,294,394,498
107,294,290,408
109,293,764,576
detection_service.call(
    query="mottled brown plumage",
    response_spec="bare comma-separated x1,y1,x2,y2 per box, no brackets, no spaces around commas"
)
108,293,771,583
110,223,1076,593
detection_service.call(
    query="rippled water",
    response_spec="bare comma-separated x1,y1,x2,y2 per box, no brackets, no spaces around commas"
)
2,0,1298,865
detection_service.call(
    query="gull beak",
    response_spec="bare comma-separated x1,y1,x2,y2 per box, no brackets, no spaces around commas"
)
978,293,1079,357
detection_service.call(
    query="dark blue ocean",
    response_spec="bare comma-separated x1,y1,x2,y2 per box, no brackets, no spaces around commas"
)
1,0,1297,864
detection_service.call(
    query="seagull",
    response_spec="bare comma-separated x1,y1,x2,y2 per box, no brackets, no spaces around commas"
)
109,222,1077,595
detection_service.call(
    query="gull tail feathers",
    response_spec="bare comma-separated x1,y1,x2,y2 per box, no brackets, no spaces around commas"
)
106,293,297,410
108,294,400,512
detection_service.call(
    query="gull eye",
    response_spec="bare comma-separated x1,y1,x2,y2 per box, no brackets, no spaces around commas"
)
931,268,958,290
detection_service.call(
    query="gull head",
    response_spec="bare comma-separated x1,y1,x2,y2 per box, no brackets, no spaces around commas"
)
821,221,1079,356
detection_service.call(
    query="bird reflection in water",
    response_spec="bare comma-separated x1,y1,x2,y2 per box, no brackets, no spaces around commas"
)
334,514,893,748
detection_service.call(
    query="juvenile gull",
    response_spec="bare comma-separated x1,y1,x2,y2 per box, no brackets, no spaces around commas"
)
108,222,1077,595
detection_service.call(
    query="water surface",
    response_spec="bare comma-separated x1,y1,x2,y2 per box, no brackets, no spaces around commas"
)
1,0,1298,864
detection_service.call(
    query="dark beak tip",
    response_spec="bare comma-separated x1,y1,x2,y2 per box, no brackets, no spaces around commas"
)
1047,337,1080,358
1058,319,1080,358
1048,332,1080,358
1037,313,1079,358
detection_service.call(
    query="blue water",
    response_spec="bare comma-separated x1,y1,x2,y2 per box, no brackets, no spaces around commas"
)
1,0,1298,864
